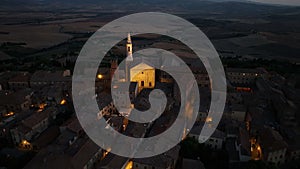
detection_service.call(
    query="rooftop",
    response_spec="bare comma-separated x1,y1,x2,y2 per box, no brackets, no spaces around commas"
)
22,107,56,129
0,89,32,105
133,145,180,168
225,137,240,162
190,123,226,139
8,72,30,83
238,128,251,156
231,104,247,112
181,158,205,169
66,118,83,135
226,68,266,74
260,126,288,153
31,70,70,83
71,139,101,169
24,137,100,169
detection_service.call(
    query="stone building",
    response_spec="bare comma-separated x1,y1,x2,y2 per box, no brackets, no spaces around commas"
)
188,123,225,150
0,89,32,113
259,126,288,165
8,72,30,90
226,68,265,85
30,70,71,89
10,107,57,145
132,145,180,169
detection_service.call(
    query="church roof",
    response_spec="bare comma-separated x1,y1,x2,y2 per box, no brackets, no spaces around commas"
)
130,62,154,71
129,56,160,69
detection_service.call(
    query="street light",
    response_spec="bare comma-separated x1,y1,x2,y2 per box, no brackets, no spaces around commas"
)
97,74,103,79
257,146,261,151
60,99,66,105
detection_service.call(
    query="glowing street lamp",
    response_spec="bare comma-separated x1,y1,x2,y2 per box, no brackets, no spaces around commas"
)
37,103,47,112
20,139,32,150
97,74,103,79
60,99,66,105
206,117,213,123
3,111,14,117
125,161,133,169
22,140,30,145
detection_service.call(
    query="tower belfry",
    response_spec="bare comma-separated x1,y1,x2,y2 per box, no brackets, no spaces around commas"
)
126,33,133,81
126,33,133,61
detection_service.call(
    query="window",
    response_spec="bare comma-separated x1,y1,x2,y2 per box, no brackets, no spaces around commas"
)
141,81,144,87
127,46,130,52
149,82,152,87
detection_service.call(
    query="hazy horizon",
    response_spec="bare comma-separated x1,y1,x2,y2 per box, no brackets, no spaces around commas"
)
3,0,300,7
250,0,300,6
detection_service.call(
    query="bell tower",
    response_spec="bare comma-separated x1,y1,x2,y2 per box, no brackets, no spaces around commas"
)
126,33,133,61
126,33,133,81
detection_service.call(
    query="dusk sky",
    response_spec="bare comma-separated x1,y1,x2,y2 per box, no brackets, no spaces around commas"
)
250,0,300,6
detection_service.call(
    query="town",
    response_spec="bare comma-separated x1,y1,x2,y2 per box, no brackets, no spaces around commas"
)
0,32,299,169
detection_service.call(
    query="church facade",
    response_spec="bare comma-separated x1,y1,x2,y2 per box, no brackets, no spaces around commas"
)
125,33,155,92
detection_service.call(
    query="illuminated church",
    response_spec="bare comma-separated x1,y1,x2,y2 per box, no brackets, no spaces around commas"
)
109,33,196,115
124,33,156,92
110,33,184,93
109,33,158,113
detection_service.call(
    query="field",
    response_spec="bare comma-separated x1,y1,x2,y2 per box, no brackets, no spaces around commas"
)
0,1,299,65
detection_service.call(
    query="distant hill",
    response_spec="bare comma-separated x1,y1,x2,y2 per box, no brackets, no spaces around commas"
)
1,0,297,7
1,0,299,13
